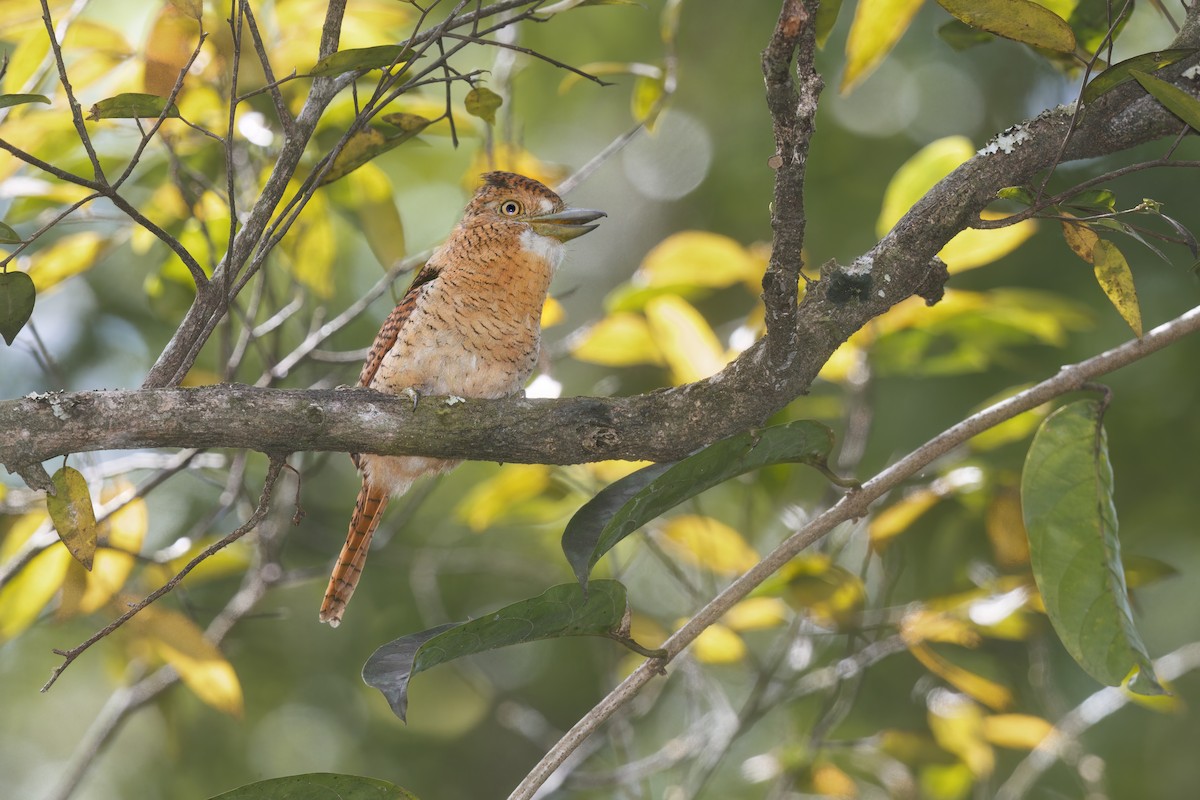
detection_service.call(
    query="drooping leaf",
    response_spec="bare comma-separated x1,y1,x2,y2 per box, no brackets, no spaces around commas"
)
643,295,728,383
363,581,632,721
842,0,925,92
912,642,1014,712
127,604,244,716
309,45,416,78
0,270,36,345
815,0,844,48
636,230,764,291
319,120,432,185
570,312,665,366
47,466,97,571
62,480,147,616
464,86,503,125
0,513,72,640
87,93,180,120
1082,49,1197,105
1130,69,1200,133
0,93,50,110
1022,400,1162,693
938,210,1036,273
208,773,418,800
1060,216,1100,262
561,420,837,587
1090,240,1142,337
937,0,1075,54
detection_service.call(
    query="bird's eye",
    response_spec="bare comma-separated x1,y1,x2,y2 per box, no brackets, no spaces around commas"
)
500,200,522,216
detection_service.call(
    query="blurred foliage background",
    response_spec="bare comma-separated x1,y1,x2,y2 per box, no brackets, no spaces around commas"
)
2,1,1200,798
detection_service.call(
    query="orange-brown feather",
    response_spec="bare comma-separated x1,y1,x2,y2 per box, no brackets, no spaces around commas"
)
318,482,390,626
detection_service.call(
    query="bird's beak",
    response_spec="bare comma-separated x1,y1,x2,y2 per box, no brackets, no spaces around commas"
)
529,206,607,242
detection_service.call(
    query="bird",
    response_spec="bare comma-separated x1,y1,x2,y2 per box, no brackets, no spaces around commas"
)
319,171,606,627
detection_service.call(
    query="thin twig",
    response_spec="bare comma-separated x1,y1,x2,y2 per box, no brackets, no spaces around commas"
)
40,455,288,692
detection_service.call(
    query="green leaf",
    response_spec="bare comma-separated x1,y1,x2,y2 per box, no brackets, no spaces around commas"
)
815,0,844,49
1130,70,1200,133
1090,240,1142,337
47,466,98,571
1082,49,1196,105
208,773,419,799
1022,400,1161,694
0,270,35,346
0,221,21,244
0,93,51,110
996,186,1033,205
937,0,1075,54
363,581,632,721
87,93,180,121
937,19,995,50
464,86,503,125
562,420,838,587
319,119,432,186
308,45,416,78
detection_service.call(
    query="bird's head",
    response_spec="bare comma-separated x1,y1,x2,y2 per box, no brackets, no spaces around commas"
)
465,171,606,244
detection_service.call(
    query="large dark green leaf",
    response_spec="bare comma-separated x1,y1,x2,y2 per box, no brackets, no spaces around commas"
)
561,420,839,587
208,773,418,799
0,94,50,110
1082,49,1196,105
363,581,634,721
1022,400,1161,694
0,270,36,346
1130,69,1200,133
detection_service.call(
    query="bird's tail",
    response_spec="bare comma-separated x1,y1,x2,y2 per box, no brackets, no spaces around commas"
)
319,481,390,627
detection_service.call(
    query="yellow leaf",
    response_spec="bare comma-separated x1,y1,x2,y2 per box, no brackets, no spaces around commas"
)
842,0,925,93
644,294,729,383
780,554,867,628
0,513,71,639
326,162,406,269
658,515,759,574
81,480,147,614
127,604,244,717
465,144,568,191
869,487,942,546
637,230,763,290
46,466,97,570
1060,215,1099,262
541,296,566,327
457,464,553,532
984,488,1030,568
162,537,251,585
938,211,1036,273
143,3,200,97
812,762,857,798
919,763,975,799
688,621,745,664
2,22,51,95
585,459,655,483
937,0,1076,54
878,136,976,237
927,692,995,777
281,190,336,298
26,232,108,291
1091,239,1142,337
1123,676,1186,714
631,74,665,127
980,713,1056,750
722,597,788,631
571,312,665,367
911,643,1014,711
901,609,982,648
968,384,1049,451
629,612,668,649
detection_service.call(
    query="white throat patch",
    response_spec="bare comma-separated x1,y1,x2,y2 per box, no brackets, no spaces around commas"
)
519,227,567,272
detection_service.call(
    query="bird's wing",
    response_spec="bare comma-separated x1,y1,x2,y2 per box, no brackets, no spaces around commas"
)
357,261,441,389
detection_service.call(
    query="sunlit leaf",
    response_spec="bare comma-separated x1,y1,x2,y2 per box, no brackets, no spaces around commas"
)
984,488,1031,568
209,772,418,800
902,609,982,648
127,604,244,717
1060,216,1100,262
281,190,336,297
937,0,1075,53
0,93,50,110
637,230,764,291
980,713,1056,750
722,597,788,631
780,554,867,628
688,622,745,664
631,74,665,127
1083,49,1197,105
915,643,1014,711
465,145,568,191
842,0,925,93
658,515,759,575
1022,400,1161,693
878,136,976,237
309,45,416,77
811,762,858,798
363,581,631,721
319,120,431,186
927,693,996,776
457,464,553,532
47,466,97,571
541,296,566,327
1130,69,1200,132
327,162,406,268
0,513,71,639
644,294,728,384
0,270,36,345
464,86,503,125
2,22,51,96
1091,240,1142,337
870,487,943,546
26,231,107,291
562,420,836,587
968,386,1050,452
938,211,1036,272
570,312,665,367
76,480,147,614
87,93,181,121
